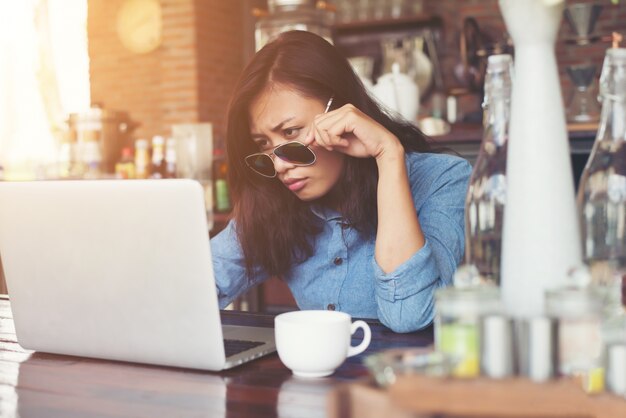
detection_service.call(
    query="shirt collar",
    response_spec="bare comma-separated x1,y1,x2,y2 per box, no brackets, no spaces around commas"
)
309,204,342,221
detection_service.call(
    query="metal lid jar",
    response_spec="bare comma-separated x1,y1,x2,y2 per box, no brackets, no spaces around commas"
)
435,286,501,378
255,0,335,51
545,286,604,389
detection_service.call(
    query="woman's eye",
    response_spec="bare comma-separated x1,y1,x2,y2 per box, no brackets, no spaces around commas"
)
284,127,301,139
255,139,269,150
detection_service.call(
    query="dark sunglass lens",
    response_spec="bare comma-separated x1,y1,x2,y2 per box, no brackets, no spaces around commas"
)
275,142,315,164
246,155,275,176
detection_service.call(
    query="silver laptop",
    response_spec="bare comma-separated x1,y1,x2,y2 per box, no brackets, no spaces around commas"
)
0,179,275,370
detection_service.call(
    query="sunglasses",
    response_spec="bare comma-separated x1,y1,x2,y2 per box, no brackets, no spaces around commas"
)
244,141,317,178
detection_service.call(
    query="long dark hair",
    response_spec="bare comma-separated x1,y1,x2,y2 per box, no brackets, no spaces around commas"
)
226,30,431,278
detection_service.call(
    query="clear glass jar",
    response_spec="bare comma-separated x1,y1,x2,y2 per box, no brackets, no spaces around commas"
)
546,287,604,391
464,54,513,285
255,0,335,51
434,286,501,378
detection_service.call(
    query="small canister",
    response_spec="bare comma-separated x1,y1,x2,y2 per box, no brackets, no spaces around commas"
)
546,286,604,392
515,316,559,382
606,342,626,397
480,313,515,378
435,286,501,378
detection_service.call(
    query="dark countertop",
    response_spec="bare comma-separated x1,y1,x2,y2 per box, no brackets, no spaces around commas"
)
427,122,598,145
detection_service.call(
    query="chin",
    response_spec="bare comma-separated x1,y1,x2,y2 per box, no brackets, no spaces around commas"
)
292,187,325,202
294,192,319,202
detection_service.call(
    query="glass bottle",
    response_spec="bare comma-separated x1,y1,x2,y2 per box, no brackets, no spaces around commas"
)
164,137,177,179
577,48,626,318
150,135,166,179
57,127,77,179
82,130,102,179
115,146,136,179
213,149,231,213
134,139,150,179
464,54,513,286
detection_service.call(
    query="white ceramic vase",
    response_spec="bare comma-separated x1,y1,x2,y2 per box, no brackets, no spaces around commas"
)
498,0,582,317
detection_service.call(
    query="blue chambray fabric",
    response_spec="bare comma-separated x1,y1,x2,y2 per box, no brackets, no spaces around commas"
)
211,151,472,333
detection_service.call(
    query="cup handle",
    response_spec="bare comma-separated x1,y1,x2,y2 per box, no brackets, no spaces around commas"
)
347,320,372,358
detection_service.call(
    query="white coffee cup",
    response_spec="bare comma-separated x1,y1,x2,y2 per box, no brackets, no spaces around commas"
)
274,310,372,378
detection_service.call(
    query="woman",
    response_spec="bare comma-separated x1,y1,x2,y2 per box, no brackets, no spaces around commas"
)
211,30,471,333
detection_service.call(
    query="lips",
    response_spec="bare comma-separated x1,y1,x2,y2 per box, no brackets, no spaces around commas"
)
283,178,308,192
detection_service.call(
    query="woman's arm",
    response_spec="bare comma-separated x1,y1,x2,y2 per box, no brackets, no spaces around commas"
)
210,221,270,308
374,157,471,332
374,144,425,272
306,105,470,332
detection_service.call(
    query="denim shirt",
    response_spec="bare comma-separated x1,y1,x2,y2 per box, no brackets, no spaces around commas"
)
211,152,472,333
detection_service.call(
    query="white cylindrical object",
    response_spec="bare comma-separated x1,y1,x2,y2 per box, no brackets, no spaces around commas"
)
607,343,626,396
446,96,457,124
481,314,515,378
498,0,582,318
516,317,557,382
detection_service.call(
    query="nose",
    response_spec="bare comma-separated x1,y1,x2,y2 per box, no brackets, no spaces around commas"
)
272,154,295,175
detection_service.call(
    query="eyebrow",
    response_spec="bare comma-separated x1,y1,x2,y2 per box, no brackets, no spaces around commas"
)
250,116,296,139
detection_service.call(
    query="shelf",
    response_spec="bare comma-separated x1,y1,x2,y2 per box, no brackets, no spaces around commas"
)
333,14,442,35
332,14,441,49
428,122,598,145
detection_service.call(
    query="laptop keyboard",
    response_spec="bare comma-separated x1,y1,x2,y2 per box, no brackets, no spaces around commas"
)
224,339,265,358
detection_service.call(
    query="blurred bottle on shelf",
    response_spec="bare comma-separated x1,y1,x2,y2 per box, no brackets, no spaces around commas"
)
67,105,136,175
172,123,214,231
164,137,177,178
115,146,136,179
150,135,166,179
577,47,626,318
81,129,103,179
213,148,231,213
134,139,150,179
57,126,78,179
464,54,514,286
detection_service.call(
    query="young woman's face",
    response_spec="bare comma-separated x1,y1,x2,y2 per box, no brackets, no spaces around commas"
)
248,85,345,202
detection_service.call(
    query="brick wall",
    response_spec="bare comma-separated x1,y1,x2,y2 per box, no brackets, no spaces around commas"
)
195,1,245,147
88,0,244,145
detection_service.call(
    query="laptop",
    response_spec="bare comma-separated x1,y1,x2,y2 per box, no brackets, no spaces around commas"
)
0,179,275,370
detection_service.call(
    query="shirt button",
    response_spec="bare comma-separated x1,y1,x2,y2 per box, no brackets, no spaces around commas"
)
327,304,336,311
333,257,343,266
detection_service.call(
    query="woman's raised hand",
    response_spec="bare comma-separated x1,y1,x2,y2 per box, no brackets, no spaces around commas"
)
304,104,403,161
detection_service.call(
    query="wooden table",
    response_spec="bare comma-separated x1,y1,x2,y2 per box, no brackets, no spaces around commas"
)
0,296,433,417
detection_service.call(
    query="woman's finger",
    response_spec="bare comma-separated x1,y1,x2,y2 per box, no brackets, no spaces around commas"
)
310,124,332,151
